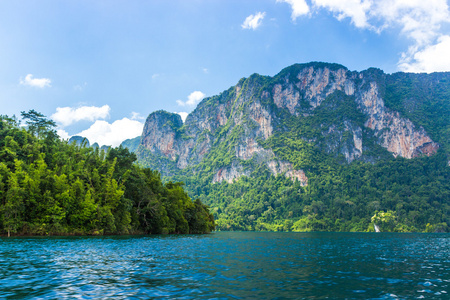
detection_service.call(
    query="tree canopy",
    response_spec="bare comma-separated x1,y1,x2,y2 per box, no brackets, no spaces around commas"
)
0,111,215,236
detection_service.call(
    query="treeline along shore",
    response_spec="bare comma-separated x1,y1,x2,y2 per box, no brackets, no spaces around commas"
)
0,110,215,236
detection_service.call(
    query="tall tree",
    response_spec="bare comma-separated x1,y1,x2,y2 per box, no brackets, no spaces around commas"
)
20,110,56,138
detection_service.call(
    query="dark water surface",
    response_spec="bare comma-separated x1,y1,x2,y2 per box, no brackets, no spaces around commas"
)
0,232,448,299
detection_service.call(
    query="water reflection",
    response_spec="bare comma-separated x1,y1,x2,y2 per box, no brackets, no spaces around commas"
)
0,232,448,299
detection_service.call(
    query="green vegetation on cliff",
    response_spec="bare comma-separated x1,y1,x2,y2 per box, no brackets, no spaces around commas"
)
190,151,449,232
0,111,214,236
384,72,450,153
133,63,450,233
120,136,141,153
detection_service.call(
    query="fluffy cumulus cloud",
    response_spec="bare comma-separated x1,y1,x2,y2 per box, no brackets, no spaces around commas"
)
76,118,144,147
20,74,51,88
276,0,310,20
278,0,450,72
176,91,206,107
56,128,70,140
399,35,450,73
52,105,110,127
242,12,266,30
313,0,371,28
176,112,189,122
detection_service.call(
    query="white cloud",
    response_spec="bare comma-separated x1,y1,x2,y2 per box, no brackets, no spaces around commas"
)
57,128,70,140
202,68,209,74
399,35,450,73
280,0,450,72
242,12,266,30
176,91,206,107
372,0,449,45
373,0,450,72
131,111,145,120
313,0,371,28
20,74,51,88
151,73,160,79
76,118,144,147
176,112,189,122
311,0,449,42
277,0,310,20
52,105,110,127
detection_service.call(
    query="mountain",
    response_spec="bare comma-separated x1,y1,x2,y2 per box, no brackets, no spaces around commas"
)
97,144,112,152
132,62,450,232
120,136,141,153
67,137,112,152
69,135,90,147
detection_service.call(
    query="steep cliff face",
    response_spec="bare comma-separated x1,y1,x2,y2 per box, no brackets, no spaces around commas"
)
212,162,250,184
355,76,439,159
137,62,442,185
139,74,296,183
274,65,439,160
266,160,308,186
140,110,183,161
272,66,356,113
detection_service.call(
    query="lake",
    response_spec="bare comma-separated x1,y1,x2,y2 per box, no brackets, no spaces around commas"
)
0,232,448,299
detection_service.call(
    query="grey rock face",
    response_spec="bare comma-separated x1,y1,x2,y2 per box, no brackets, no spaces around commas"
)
140,110,183,161
138,63,439,183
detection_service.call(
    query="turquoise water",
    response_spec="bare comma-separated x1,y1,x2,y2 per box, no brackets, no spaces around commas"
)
0,232,449,299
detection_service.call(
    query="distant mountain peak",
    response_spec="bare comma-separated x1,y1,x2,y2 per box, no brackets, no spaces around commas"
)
68,135,90,147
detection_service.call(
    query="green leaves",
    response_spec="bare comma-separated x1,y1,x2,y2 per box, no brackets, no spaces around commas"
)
0,113,215,236
20,109,56,138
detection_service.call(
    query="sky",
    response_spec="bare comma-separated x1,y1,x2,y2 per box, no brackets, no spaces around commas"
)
1,0,450,147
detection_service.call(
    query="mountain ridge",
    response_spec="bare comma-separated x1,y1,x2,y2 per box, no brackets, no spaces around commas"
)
136,62,443,177
128,62,450,232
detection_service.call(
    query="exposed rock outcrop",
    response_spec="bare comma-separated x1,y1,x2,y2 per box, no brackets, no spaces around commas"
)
297,66,355,108
212,162,249,184
273,65,438,159
266,160,308,186
140,111,183,161
236,138,272,160
138,62,440,185
356,79,439,158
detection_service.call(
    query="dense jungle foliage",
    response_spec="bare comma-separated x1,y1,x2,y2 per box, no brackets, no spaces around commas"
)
0,111,214,236
134,64,450,233
168,134,449,233
186,151,449,232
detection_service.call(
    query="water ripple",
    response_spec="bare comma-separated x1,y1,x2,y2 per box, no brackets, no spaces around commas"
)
0,232,448,299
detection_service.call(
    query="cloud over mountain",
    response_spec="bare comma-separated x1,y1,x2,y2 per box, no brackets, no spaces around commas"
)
278,0,450,72
52,105,111,127
176,91,206,107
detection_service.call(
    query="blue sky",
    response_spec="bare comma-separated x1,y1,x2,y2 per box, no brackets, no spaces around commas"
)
1,0,450,146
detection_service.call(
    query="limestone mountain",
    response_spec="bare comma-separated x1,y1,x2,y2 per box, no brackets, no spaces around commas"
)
68,135,90,147
68,136,111,152
132,62,450,232
120,136,140,153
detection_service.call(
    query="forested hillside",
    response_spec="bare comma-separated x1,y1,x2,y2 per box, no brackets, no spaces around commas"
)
133,63,450,232
0,111,214,236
